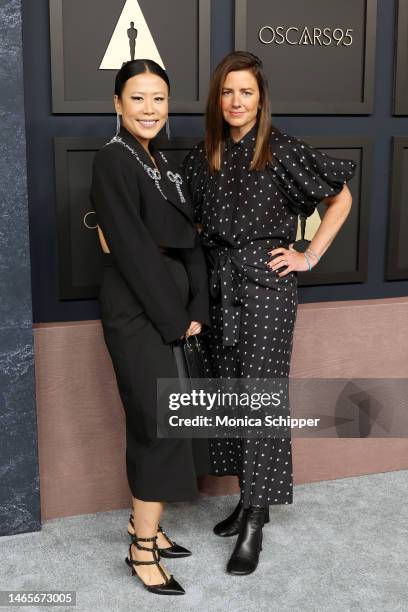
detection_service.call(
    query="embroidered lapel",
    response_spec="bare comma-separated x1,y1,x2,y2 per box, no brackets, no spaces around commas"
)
112,127,194,225
153,148,195,224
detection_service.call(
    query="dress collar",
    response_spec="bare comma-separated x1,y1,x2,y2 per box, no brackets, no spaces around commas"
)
225,122,258,152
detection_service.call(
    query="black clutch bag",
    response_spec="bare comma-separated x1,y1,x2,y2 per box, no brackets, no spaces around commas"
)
172,335,207,380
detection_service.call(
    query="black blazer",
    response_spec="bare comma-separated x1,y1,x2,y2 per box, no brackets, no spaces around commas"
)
90,126,210,344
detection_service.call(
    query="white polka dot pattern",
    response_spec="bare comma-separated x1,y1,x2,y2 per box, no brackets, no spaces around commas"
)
181,124,356,508
268,131,356,217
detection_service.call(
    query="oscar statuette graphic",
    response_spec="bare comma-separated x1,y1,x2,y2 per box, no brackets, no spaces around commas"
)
99,0,165,69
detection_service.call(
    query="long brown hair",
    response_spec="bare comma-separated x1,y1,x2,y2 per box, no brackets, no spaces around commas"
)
205,51,272,173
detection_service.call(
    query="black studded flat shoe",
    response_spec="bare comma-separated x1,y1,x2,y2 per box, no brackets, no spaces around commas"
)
128,514,192,558
213,500,269,537
125,535,185,595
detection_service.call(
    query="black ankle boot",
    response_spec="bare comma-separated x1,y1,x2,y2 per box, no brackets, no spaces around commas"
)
214,500,269,537
226,507,266,575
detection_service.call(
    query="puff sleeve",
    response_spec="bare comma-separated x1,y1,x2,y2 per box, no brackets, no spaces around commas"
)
90,146,191,344
268,130,357,217
181,142,209,224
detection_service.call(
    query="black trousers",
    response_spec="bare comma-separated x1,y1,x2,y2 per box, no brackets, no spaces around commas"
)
99,252,209,502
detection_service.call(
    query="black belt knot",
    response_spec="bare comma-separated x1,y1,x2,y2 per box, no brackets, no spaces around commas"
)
208,245,246,348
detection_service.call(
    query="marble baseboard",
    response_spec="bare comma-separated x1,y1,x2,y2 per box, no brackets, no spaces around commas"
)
0,325,40,536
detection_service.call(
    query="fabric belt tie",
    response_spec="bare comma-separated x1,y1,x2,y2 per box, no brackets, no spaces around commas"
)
208,246,246,348
207,239,289,349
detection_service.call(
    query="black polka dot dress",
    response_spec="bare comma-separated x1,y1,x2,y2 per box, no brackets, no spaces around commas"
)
182,123,356,508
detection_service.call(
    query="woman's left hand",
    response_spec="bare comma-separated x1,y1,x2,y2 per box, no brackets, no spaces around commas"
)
267,243,312,277
185,321,202,337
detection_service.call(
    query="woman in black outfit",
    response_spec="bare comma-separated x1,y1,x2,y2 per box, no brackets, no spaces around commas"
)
183,51,356,575
91,59,210,595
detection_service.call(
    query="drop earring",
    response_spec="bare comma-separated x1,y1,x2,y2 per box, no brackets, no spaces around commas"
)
166,118,171,140
115,112,121,137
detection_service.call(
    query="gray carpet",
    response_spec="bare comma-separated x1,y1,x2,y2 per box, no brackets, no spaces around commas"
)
1,471,408,612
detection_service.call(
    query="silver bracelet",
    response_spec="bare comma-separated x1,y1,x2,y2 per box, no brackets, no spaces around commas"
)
306,248,321,263
303,252,312,271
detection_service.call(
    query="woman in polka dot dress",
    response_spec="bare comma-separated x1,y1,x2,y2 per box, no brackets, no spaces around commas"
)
183,51,356,575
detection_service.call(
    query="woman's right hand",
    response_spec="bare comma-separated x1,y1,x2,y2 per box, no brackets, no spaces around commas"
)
180,321,202,340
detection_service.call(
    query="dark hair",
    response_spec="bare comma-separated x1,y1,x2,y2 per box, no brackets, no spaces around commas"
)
205,51,272,172
114,59,170,98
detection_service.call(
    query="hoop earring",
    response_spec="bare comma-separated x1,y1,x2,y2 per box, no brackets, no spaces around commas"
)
115,113,121,136
166,118,171,140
